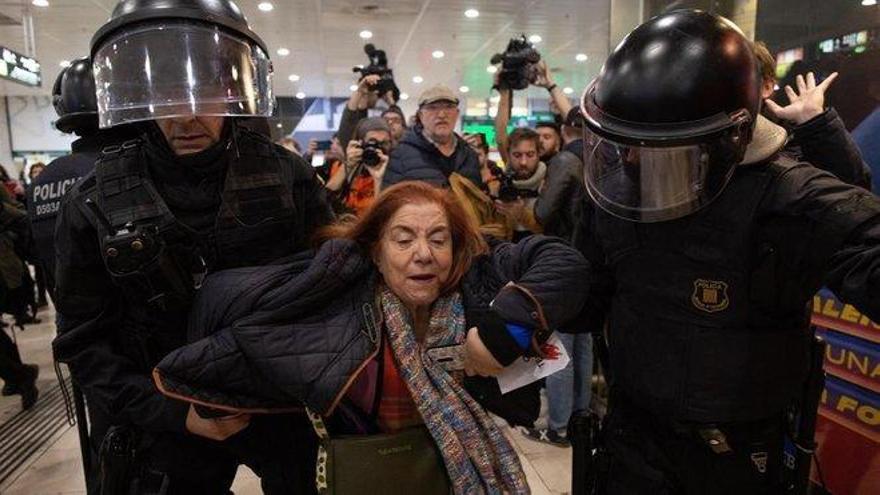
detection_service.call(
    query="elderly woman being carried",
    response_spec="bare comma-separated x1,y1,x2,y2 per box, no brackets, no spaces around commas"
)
153,181,592,494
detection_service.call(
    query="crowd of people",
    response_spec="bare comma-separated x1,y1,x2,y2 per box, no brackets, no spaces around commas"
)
0,1,878,495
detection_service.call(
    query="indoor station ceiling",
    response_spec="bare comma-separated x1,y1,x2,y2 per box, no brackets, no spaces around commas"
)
0,0,610,100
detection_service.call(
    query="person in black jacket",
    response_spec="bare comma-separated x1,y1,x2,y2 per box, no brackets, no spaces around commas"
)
383,85,483,188
153,181,590,492
51,1,333,494
28,57,140,296
754,41,873,190
573,11,880,494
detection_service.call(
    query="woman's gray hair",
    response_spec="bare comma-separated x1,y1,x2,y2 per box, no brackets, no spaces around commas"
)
354,117,391,141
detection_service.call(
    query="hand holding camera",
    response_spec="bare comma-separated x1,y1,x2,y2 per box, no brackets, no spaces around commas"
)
345,139,389,180
491,35,542,91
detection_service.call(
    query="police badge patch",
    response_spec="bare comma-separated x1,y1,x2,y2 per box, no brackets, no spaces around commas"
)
692,279,729,313
750,452,768,474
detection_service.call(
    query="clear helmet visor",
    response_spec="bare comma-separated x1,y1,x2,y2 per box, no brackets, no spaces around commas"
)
583,132,738,223
93,21,274,128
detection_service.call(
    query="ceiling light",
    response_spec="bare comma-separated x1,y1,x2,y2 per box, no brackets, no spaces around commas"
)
464,8,479,18
295,92,306,99
412,76,423,84
288,74,300,82
459,86,470,93
59,60,70,68
276,123,283,128
529,35,542,44
349,84,358,92
432,50,445,59
486,65,498,74
257,2,273,12
863,0,877,5
276,48,290,56
563,87,574,95
400,93,410,101
576,53,588,62
32,0,49,6
360,30,373,40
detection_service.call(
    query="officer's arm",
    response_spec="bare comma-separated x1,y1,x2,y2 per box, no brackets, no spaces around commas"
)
296,161,335,245
768,163,880,321
52,192,189,433
789,108,873,191
534,153,580,227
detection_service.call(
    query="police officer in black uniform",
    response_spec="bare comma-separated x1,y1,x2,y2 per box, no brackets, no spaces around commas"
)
51,1,333,493
28,57,139,294
573,10,880,494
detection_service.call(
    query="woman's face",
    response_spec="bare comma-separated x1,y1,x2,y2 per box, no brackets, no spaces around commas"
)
375,202,453,310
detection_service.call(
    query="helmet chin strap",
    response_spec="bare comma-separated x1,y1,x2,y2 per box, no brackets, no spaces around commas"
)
740,115,788,166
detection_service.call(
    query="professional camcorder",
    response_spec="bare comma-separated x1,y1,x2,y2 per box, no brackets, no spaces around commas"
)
491,35,542,91
496,170,539,202
353,44,401,103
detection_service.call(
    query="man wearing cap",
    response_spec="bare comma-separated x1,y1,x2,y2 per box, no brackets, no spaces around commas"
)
382,85,482,188
51,1,332,493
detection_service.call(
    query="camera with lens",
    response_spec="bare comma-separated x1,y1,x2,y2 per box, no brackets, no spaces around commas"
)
491,35,542,91
361,138,384,168
495,170,539,202
353,44,401,102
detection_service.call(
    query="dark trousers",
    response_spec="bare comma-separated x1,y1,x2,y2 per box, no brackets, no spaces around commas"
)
599,399,786,495
0,328,27,386
111,413,318,495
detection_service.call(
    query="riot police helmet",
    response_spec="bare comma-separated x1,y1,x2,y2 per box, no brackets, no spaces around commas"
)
90,0,274,128
581,9,762,223
52,57,99,135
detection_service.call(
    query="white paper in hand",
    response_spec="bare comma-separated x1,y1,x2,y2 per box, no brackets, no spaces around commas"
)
496,333,570,394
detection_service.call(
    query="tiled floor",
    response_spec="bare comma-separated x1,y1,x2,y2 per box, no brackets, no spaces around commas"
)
0,305,573,494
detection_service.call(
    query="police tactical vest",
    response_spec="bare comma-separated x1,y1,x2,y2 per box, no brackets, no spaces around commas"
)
596,157,814,423
91,130,298,312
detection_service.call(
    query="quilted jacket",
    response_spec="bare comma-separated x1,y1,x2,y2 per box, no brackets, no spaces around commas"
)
383,126,483,188
153,235,590,418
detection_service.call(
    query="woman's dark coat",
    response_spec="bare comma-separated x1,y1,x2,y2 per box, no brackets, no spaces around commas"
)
153,235,590,424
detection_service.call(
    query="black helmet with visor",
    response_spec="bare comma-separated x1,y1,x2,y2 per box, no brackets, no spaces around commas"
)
90,0,274,128
581,9,761,223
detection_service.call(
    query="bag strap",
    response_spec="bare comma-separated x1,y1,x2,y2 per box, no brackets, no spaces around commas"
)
306,408,331,493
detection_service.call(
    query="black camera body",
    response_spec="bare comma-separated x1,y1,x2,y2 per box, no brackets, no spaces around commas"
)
361,138,384,167
353,44,401,102
496,170,540,202
491,35,541,91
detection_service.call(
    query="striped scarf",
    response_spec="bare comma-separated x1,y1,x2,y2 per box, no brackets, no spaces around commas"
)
379,284,530,495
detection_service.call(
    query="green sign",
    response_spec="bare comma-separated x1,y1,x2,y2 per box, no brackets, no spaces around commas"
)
0,47,41,87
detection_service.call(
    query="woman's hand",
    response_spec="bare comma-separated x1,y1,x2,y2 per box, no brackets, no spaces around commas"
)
464,327,504,377
185,405,251,441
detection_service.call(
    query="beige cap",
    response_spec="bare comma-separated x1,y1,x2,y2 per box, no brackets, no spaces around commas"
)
418,84,460,106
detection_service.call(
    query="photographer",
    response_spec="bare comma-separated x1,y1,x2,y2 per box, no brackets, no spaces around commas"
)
494,61,573,163
494,128,545,241
383,85,482,188
338,74,397,150
325,117,391,215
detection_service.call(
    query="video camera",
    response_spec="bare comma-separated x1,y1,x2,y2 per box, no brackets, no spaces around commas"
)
353,44,401,103
496,169,540,202
491,35,542,91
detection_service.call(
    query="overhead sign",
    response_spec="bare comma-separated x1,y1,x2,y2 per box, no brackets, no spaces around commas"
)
0,46,41,88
